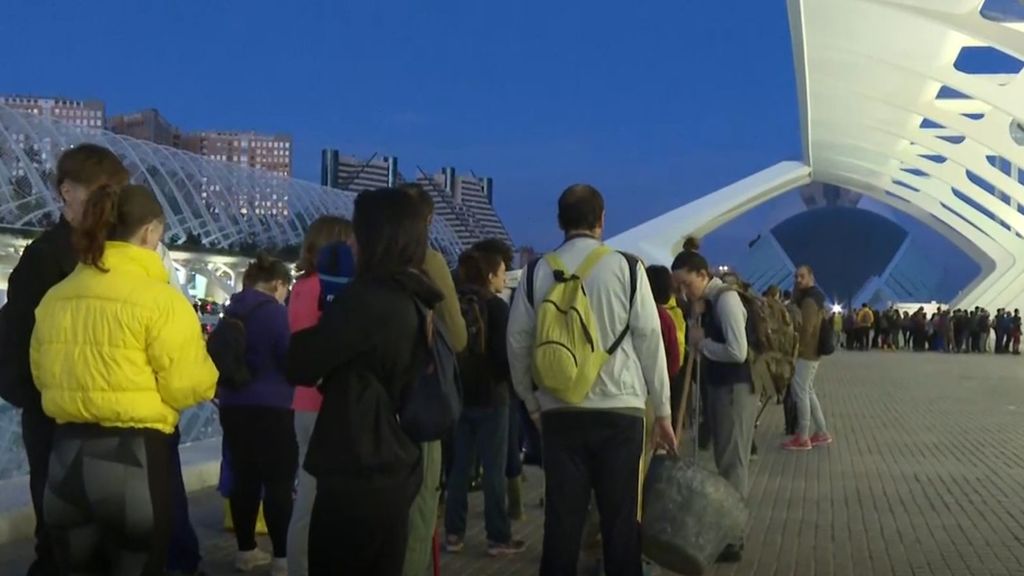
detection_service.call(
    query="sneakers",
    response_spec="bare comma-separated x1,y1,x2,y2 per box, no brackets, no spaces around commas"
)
781,436,812,451
445,535,465,553
234,549,272,572
487,539,527,557
810,432,834,447
270,558,288,576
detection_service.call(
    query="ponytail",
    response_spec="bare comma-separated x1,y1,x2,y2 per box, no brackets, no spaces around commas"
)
72,184,166,272
74,186,121,271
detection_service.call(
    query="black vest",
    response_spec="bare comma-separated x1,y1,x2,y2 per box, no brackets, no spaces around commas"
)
701,291,753,387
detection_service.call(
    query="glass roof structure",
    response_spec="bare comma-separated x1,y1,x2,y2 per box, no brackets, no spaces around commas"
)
0,103,465,263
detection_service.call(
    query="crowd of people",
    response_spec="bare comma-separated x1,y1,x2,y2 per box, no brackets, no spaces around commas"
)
836,304,1022,354
0,144,842,576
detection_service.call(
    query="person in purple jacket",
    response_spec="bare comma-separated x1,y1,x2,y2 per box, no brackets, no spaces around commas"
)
218,254,296,575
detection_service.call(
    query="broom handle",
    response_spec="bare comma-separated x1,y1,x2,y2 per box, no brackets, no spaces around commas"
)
674,349,695,441
673,315,702,453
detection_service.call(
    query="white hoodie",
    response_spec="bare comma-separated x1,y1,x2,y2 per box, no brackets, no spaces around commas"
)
507,237,671,419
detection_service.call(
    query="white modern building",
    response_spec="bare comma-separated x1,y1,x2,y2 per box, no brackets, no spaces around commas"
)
609,0,1024,312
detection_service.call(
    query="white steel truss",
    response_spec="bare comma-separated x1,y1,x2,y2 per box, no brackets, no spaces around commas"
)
609,0,1024,311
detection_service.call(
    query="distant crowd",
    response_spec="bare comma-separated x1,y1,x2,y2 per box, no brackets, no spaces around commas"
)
834,304,1022,354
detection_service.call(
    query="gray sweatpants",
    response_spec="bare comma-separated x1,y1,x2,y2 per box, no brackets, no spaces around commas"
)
707,383,755,499
288,411,318,576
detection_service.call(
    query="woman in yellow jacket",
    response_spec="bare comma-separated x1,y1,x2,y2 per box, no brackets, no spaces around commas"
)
30,184,218,576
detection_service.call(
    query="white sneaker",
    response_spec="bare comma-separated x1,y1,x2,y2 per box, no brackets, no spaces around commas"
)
270,558,288,576
234,548,272,572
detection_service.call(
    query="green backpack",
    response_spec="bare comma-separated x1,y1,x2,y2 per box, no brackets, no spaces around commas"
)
525,245,638,404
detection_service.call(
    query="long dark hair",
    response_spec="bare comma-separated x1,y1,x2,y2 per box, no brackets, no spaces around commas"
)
353,187,428,279
74,184,165,271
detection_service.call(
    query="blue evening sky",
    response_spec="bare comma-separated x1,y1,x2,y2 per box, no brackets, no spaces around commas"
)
0,0,979,289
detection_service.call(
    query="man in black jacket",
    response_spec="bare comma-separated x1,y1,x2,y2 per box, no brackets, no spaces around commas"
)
0,144,128,576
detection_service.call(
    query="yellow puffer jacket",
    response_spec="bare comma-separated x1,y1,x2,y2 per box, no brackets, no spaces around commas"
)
31,242,218,434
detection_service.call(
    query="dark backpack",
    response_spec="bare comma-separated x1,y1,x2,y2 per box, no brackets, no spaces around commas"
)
817,315,836,356
206,301,270,390
719,287,797,397
398,300,462,443
457,287,494,407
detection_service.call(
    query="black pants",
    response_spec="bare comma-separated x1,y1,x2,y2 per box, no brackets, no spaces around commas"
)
167,428,201,573
309,480,411,576
219,405,298,558
540,411,644,576
46,424,172,576
22,406,58,576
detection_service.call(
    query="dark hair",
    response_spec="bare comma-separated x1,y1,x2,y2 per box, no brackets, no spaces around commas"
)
783,289,792,300
74,184,164,271
56,144,130,192
558,184,604,232
671,250,709,274
400,183,435,220
354,187,428,278
471,238,513,269
646,265,673,306
297,216,352,275
243,253,292,289
797,264,814,276
458,250,504,289
682,236,700,252
766,285,781,299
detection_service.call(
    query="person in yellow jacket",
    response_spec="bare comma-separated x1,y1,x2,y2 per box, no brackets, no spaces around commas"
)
30,184,218,575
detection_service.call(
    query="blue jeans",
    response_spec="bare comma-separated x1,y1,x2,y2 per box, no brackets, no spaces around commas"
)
445,405,511,543
506,399,524,478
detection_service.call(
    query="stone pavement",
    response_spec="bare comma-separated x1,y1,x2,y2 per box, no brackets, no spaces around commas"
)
4,351,1024,575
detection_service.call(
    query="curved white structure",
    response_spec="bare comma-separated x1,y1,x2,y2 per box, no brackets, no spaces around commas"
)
609,0,1024,310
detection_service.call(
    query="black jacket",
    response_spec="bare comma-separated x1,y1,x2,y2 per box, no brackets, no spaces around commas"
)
287,269,443,502
0,219,77,410
459,289,511,408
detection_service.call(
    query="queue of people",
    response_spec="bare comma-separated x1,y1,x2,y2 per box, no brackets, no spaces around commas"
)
837,304,1022,354
2,144,838,576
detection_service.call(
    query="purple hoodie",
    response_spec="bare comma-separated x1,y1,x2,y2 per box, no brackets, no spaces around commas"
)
217,288,293,409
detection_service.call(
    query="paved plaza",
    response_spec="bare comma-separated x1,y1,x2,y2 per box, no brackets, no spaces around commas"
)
3,351,1024,575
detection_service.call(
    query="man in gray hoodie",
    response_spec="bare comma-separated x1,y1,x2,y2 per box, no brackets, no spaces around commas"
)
508,184,675,576
672,250,753,564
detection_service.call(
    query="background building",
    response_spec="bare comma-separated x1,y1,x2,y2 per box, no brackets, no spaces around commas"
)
182,131,292,177
320,149,399,191
734,199,978,308
321,151,513,256
108,108,181,148
0,94,104,128
416,166,513,249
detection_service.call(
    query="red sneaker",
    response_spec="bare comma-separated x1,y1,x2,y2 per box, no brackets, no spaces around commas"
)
781,436,812,451
810,433,833,447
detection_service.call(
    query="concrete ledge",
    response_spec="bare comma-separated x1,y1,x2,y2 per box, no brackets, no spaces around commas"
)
0,437,221,545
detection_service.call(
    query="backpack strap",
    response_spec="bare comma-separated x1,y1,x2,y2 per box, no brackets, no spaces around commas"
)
571,246,612,281
526,246,610,307
607,252,640,356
